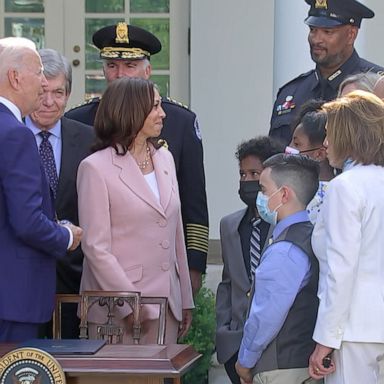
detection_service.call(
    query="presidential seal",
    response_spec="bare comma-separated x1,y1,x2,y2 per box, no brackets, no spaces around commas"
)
0,348,66,384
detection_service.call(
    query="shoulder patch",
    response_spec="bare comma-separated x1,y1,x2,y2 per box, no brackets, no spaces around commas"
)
357,57,384,75
361,66,384,77
194,117,202,141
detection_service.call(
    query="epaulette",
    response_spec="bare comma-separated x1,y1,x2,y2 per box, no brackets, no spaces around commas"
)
359,61,384,77
276,69,314,94
163,96,190,110
69,96,100,111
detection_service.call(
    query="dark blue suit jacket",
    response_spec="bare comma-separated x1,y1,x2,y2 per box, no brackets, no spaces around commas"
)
0,103,69,323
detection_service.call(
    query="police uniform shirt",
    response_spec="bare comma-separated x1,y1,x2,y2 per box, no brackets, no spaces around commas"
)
65,97,209,273
269,49,384,145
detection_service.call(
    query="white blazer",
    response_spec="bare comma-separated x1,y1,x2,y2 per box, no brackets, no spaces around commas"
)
312,164,384,349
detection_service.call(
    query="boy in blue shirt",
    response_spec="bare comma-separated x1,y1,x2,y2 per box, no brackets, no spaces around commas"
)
235,154,321,384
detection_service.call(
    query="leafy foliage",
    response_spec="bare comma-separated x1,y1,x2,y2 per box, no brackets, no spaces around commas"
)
181,284,216,384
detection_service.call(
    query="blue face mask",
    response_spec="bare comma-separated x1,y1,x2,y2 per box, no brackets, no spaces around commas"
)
256,189,282,225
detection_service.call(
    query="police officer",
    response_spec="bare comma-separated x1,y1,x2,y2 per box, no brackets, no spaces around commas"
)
66,23,208,295
270,0,384,144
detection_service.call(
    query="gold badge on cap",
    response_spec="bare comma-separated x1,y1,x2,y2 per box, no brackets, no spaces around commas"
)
315,0,327,9
115,22,129,44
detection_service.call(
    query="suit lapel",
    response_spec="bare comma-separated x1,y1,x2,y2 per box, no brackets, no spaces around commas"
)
152,149,172,212
230,209,251,284
57,118,78,199
112,148,166,217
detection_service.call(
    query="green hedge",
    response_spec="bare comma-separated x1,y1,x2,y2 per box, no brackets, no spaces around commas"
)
181,284,216,384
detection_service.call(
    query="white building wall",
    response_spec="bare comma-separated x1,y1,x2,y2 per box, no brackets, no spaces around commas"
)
354,0,384,65
190,1,275,238
273,0,313,97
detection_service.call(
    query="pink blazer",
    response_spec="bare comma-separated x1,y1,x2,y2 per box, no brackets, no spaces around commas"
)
77,146,194,323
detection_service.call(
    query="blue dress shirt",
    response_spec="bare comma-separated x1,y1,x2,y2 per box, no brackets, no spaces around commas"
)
238,210,312,368
25,116,62,176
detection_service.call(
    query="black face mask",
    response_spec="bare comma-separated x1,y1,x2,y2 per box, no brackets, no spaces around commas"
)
238,180,261,208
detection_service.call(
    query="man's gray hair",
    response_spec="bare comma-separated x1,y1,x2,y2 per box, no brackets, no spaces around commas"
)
338,71,382,97
0,37,37,82
38,48,72,94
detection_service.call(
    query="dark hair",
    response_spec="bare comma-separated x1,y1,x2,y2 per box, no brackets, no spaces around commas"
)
93,77,159,154
263,153,319,206
292,99,327,146
236,136,285,163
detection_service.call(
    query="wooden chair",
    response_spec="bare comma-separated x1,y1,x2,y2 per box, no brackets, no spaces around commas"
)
140,296,168,345
53,292,168,346
79,290,142,345
52,293,82,339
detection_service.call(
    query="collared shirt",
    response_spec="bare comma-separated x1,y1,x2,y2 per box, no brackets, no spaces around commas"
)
312,50,366,100
25,116,62,176
238,210,312,368
0,96,22,122
238,208,270,281
0,100,72,249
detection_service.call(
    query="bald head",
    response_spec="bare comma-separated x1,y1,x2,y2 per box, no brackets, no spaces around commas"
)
0,37,47,116
373,76,384,100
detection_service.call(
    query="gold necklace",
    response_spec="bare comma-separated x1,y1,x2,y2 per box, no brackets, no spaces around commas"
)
136,146,151,170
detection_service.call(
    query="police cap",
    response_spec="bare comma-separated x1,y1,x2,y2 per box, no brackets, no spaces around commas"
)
93,22,162,60
304,0,374,28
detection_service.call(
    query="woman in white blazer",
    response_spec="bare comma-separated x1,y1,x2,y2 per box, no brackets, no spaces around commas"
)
77,77,194,344
308,91,384,383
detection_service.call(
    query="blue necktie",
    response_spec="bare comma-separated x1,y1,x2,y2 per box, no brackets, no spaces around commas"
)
39,131,58,198
250,218,261,280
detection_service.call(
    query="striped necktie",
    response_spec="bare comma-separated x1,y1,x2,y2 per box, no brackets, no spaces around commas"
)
250,218,261,280
39,131,59,199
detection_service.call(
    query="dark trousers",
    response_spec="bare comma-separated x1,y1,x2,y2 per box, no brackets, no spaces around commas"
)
224,351,241,384
0,319,39,342
39,303,80,339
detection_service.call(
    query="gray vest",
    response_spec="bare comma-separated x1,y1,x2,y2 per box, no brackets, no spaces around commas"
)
252,221,319,374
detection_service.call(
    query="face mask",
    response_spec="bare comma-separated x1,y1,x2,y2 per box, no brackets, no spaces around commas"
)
285,145,323,155
285,146,300,155
238,180,261,208
256,188,282,225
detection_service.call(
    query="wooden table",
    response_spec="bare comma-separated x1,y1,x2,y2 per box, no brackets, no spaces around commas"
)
0,343,201,384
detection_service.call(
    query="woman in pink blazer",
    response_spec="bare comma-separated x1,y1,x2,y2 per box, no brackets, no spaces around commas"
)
77,77,194,343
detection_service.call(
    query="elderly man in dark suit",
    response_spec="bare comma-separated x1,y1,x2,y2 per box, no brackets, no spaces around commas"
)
25,48,94,338
0,37,82,342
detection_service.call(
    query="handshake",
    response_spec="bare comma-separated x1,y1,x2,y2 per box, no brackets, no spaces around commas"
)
58,220,83,251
